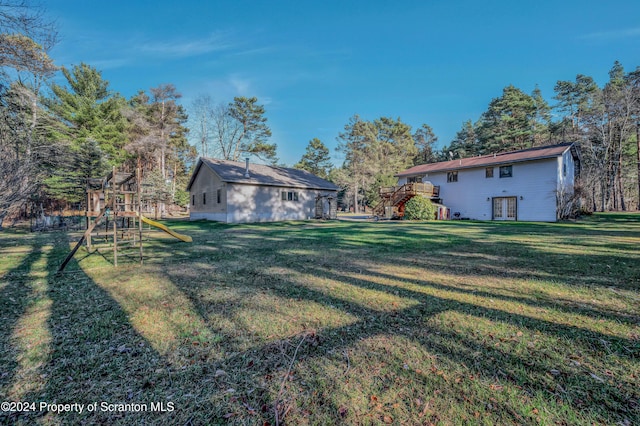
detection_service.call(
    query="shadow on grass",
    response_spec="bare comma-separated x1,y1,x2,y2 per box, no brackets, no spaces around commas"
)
279,218,640,291
2,233,200,425
350,255,640,327
156,215,639,424
3,215,637,424
0,235,44,401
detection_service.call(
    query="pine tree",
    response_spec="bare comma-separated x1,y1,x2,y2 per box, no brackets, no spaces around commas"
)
294,138,332,179
477,85,537,153
413,123,439,164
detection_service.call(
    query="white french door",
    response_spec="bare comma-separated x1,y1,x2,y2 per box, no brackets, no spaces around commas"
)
493,197,517,221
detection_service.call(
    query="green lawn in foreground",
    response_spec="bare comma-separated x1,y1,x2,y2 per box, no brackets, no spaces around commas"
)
0,213,638,425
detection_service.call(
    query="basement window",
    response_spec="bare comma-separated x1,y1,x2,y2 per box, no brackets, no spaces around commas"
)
447,171,458,183
499,165,513,178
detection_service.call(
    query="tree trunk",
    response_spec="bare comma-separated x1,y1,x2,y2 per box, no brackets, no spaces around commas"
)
618,141,626,211
600,178,606,212
353,182,358,213
637,121,640,210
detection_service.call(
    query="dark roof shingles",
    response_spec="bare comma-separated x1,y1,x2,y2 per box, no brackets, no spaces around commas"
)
198,158,339,191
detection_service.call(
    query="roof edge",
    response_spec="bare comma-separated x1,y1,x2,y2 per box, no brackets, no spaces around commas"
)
397,142,576,177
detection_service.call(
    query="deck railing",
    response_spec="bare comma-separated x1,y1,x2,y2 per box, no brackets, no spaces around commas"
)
374,182,440,216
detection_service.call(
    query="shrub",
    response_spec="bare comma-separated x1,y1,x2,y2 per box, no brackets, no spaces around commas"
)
403,196,437,220
556,184,585,220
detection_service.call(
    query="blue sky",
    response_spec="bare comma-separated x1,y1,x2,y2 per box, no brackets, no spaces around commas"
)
47,0,640,166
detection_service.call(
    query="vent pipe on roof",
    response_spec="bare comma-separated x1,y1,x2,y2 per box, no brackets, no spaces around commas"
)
244,158,250,178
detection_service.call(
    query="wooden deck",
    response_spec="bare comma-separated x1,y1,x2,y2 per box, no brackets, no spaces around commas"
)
373,182,440,218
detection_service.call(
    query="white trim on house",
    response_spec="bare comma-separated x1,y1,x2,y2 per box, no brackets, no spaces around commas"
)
396,143,580,222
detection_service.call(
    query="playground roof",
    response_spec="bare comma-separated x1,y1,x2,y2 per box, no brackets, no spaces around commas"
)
187,158,339,191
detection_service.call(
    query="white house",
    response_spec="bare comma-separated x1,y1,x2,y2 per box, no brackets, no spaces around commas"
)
395,143,581,222
187,158,339,223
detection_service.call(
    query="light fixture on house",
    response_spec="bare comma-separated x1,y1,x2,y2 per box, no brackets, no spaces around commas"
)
520,196,523,200
486,197,490,201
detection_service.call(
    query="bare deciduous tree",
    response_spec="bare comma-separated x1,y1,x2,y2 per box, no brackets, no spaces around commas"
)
0,0,57,227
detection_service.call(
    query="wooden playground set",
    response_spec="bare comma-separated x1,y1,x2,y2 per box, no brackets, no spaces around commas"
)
57,167,191,272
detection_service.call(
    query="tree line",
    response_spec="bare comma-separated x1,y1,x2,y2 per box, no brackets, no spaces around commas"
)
325,62,640,213
0,1,274,226
2,1,638,227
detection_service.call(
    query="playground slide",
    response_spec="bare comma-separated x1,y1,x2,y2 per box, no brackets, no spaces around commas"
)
139,214,192,243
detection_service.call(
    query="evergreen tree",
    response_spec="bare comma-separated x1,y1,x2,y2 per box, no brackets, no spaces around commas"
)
412,123,439,164
336,115,375,212
294,138,332,179
42,63,128,204
550,63,640,212
446,119,480,158
337,115,418,209
123,86,193,216
553,75,598,141
367,117,417,205
46,63,128,166
228,96,278,164
531,85,552,146
477,85,537,153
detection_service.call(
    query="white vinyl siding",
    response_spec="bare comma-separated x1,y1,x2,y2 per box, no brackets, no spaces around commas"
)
423,158,558,222
557,150,576,192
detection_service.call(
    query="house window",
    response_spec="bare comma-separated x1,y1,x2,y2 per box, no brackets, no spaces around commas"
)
281,191,299,201
217,189,221,204
563,162,567,177
192,194,195,206
203,192,206,205
447,171,458,183
408,176,423,183
485,167,494,178
499,165,512,178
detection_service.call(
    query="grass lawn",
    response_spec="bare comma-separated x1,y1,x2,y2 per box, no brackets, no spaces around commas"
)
0,213,638,425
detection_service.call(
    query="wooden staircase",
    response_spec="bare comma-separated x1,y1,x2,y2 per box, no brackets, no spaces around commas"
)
372,182,440,218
